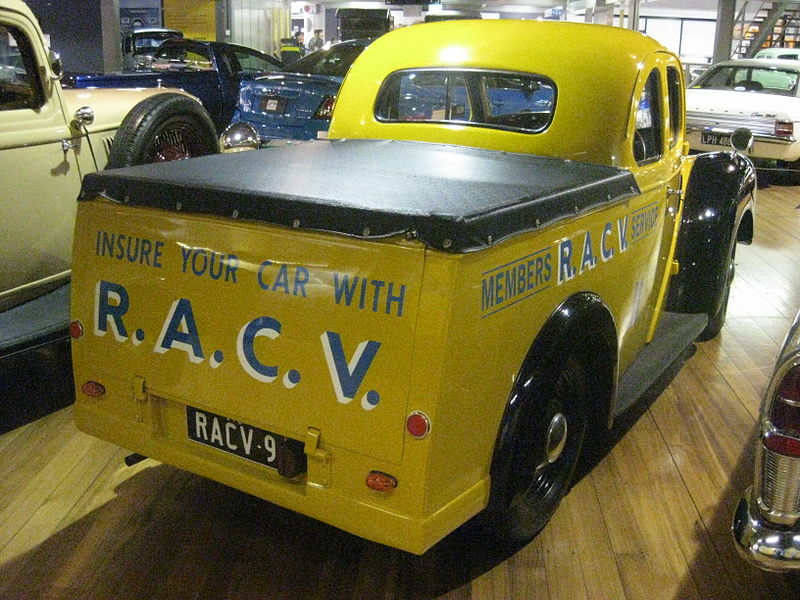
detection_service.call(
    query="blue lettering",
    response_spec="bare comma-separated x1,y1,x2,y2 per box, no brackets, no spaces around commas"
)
333,273,358,305
95,280,129,341
617,216,629,252
272,264,290,294
293,267,309,297
154,298,204,363
580,231,597,273
558,239,576,285
601,222,615,261
385,282,405,317
181,246,192,273
320,331,381,404
191,249,208,276
482,276,495,311
236,316,281,382
370,280,385,312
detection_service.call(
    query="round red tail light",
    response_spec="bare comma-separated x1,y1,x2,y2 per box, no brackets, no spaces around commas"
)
406,411,431,439
70,320,84,339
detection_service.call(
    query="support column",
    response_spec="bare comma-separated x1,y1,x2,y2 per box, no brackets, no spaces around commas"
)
101,0,121,73
628,0,640,31
713,0,737,63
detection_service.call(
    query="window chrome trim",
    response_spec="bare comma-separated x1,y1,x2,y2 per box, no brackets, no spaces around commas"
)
374,67,557,135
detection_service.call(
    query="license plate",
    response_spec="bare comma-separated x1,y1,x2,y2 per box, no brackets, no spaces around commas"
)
258,96,286,113
186,405,305,476
701,132,731,146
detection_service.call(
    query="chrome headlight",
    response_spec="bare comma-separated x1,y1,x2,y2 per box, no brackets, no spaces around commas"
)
218,122,261,153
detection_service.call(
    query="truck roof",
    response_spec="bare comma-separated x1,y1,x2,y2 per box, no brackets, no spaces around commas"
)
80,139,639,253
331,20,674,167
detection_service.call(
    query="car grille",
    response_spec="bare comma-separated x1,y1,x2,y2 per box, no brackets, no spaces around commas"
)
102,136,114,160
686,111,776,137
761,447,800,517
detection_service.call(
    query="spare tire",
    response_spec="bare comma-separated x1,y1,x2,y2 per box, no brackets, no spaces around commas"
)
107,93,217,168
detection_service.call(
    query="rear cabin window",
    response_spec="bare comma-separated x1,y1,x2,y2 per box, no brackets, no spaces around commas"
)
375,69,557,133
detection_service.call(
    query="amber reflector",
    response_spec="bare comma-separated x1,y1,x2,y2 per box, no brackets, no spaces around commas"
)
70,320,84,339
366,470,398,492
81,381,106,398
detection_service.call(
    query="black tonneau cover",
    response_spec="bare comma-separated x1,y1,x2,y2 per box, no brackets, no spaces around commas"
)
80,139,639,253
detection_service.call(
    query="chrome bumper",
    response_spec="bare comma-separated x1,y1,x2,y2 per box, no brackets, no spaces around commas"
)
733,485,800,571
686,125,795,145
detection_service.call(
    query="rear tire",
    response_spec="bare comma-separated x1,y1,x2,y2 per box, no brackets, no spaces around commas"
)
492,354,589,542
107,93,217,168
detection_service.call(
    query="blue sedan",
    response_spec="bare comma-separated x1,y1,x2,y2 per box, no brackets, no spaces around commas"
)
226,40,371,145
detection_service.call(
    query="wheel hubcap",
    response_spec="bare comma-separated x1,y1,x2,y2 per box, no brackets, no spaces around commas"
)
545,413,568,464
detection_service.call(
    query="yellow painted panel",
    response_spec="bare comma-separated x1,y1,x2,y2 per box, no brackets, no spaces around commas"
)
164,0,215,41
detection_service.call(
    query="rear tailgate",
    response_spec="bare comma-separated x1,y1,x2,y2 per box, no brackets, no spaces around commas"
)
71,198,424,465
71,139,638,469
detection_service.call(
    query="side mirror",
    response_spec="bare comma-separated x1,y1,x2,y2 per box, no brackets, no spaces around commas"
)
48,50,63,80
730,127,754,152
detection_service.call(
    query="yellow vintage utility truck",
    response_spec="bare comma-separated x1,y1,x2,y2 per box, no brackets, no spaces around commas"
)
70,20,755,554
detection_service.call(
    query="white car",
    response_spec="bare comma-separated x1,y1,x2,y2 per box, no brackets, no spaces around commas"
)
754,47,800,60
686,59,800,176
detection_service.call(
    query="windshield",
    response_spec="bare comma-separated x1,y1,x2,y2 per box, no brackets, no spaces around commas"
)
151,45,214,71
285,44,367,77
691,65,800,96
133,32,182,55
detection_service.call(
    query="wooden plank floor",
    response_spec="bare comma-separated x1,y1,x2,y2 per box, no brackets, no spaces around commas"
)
2,183,800,599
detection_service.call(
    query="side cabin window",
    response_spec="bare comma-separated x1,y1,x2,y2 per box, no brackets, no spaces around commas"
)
634,69,663,164
667,66,682,148
375,69,557,134
0,24,43,111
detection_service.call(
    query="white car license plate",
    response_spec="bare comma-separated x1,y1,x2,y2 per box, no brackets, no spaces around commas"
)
186,405,304,474
701,132,731,146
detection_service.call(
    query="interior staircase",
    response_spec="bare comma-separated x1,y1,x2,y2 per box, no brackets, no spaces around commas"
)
733,1,800,57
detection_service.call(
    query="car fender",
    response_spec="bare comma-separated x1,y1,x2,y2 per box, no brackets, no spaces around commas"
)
666,151,756,317
487,292,617,514
60,87,202,134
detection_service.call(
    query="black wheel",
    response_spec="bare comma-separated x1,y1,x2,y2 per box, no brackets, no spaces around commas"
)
107,93,217,169
491,354,589,542
698,243,735,341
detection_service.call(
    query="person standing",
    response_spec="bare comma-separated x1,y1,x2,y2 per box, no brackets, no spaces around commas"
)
294,31,306,55
308,29,324,52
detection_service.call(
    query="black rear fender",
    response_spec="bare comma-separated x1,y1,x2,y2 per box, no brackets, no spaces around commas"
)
667,151,756,316
487,292,617,513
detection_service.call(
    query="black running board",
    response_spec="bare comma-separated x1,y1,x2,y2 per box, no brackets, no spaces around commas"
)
0,284,70,358
614,311,707,416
